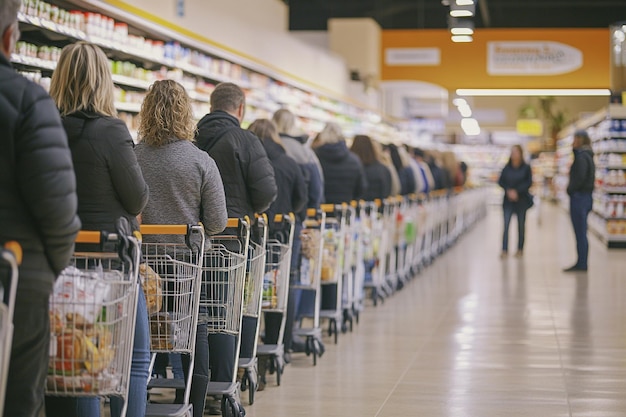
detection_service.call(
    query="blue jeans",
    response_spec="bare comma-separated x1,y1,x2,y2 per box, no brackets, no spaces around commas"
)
502,204,527,252
570,193,593,269
46,290,150,417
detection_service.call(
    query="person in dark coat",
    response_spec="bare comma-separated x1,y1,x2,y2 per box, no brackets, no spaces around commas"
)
273,109,324,212
388,144,416,196
498,145,533,258
313,122,367,204
564,130,595,272
196,82,277,220
46,42,150,417
350,134,392,201
248,119,308,226
248,119,307,370
0,3,81,415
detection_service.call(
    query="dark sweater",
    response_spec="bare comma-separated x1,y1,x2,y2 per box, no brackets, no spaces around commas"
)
363,162,392,201
314,141,367,204
567,147,595,195
262,139,308,223
0,55,80,292
498,162,533,208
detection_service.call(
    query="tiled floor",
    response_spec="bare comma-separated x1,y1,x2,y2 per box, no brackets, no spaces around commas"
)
245,203,626,417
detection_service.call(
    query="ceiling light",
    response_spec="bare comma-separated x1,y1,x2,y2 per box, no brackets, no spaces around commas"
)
451,27,474,35
450,2,475,17
452,98,468,106
451,35,473,43
458,105,472,118
456,88,612,96
456,0,474,4
450,10,473,17
461,118,480,136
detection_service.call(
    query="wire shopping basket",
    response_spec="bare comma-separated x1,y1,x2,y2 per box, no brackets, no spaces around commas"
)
0,242,21,416
46,225,140,417
262,214,295,316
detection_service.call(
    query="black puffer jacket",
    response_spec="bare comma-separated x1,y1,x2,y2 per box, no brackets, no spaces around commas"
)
262,139,308,223
196,111,277,219
568,147,595,195
0,55,81,293
63,111,149,232
363,162,392,201
314,141,367,204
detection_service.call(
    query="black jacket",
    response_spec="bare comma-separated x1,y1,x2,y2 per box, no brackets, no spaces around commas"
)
196,111,277,219
63,111,149,232
279,133,324,210
364,162,392,201
498,162,533,208
567,147,595,195
0,55,81,293
262,139,308,223
314,141,367,204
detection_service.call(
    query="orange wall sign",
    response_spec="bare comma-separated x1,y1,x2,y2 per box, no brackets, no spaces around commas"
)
381,29,610,90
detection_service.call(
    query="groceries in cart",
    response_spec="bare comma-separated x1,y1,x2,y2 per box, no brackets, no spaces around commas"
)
48,266,124,393
299,228,320,285
262,268,279,309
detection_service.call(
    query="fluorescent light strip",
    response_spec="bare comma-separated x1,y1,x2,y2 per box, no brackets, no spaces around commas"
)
451,35,473,43
451,27,474,35
456,88,611,96
450,10,474,17
456,0,474,5
461,118,480,136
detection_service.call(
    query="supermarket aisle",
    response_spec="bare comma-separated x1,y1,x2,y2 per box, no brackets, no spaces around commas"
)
247,203,626,417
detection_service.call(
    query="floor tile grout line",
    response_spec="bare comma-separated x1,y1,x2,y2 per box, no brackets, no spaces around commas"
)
372,260,462,417
544,267,574,417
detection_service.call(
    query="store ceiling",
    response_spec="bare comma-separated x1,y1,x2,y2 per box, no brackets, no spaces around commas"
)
285,0,626,30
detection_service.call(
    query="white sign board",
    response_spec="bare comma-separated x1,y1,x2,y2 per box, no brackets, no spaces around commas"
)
385,48,441,66
487,41,583,75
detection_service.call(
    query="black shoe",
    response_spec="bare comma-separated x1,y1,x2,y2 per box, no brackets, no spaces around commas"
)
563,265,587,272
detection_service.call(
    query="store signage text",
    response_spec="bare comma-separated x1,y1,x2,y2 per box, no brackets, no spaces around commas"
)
385,48,441,66
487,41,583,76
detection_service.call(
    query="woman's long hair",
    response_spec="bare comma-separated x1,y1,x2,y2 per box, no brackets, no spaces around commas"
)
50,41,116,117
248,119,284,149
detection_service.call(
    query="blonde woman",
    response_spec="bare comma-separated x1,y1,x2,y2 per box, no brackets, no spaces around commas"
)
135,80,227,417
46,41,149,417
312,122,366,204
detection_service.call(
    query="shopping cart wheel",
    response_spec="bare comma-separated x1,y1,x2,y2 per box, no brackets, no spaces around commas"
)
275,359,283,386
221,395,245,417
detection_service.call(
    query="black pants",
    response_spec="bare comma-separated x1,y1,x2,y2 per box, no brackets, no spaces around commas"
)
4,289,50,417
570,193,593,269
502,204,527,252
208,333,236,382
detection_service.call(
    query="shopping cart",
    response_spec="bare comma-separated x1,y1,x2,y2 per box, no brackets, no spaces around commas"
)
203,218,250,417
340,202,360,333
0,242,21,416
348,201,366,326
383,197,400,294
301,204,345,344
140,224,206,417
238,215,268,406
362,200,387,306
256,214,295,386
293,208,326,365
46,222,141,417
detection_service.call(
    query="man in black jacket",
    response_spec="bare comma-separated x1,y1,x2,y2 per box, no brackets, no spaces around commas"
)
195,82,276,412
196,82,277,219
0,1,81,415
564,130,595,272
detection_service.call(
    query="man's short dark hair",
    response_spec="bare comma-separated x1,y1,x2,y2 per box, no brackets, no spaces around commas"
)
210,82,245,113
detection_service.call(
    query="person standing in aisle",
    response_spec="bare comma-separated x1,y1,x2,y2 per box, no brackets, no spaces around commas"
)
564,130,595,272
498,145,533,258
195,82,276,412
135,80,228,417
350,134,392,201
196,82,277,220
247,119,307,373
312,122,367,204
0,1,81,415
387,144,416,196
45,41,150,417
412,148,435,194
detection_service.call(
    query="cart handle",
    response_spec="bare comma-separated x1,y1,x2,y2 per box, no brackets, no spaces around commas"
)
75,230,106,244
139,224,190,235
306,208,318,217
3,241,22,265
321,204,335,213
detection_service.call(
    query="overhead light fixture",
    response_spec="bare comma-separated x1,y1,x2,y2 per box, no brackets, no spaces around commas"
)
452,98,468,106
451,35,473,43
450,2,475,17
451,27,474,35
458,105,472,118
456,0,474,5
448,16,474,35
461,118,480,136
456,88,612,96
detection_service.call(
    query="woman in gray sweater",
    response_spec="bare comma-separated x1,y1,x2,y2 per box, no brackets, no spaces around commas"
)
135,80,227,417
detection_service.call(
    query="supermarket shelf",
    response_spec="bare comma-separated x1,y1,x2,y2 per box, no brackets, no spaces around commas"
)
603,187,626,194
115,101,141,113
186,90,211,103
588,212,626,248
11,53,55,71
111,74,152,90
